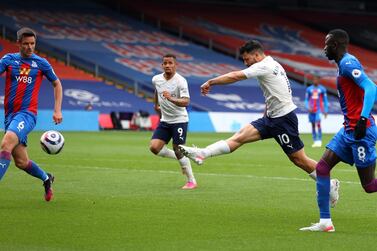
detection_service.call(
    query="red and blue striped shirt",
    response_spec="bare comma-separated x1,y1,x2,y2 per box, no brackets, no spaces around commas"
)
305,85,328,114
0,53,57,116
337,53,375,130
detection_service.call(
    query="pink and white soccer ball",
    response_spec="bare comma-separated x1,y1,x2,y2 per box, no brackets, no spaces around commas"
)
40,130,65,155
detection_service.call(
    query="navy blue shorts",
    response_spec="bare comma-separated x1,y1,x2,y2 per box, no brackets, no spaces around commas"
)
251,111,304,154
152,121,188,145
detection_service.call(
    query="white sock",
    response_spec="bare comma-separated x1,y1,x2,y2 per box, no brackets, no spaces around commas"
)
203,140,230,158
157,145,177,159
309,170,317,180
179,156,196,183
320,218,332,225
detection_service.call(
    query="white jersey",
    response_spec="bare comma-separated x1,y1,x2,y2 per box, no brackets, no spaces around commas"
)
242,56,297,118
152,72,189,123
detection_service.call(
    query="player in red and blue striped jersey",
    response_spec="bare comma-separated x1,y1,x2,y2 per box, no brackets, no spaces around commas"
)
0,27,63,201
301,29,377,232
305,76,328,147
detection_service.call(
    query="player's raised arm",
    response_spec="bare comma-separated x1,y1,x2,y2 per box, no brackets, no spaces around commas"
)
52,79,63,124
201,71,247,95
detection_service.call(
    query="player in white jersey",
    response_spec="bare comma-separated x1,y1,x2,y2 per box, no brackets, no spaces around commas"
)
149,54,197,189
179,40,339,204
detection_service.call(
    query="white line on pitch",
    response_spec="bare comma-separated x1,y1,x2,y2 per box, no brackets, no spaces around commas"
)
46,163,361,185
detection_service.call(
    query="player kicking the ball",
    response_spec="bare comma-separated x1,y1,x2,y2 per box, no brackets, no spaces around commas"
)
0,27,63,201
149,54,197,189
179,40,339,205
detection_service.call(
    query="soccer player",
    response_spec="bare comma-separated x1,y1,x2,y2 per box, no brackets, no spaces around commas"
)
305,76,329,147
179,40,339,202
149,54,197,189
0,27,63,201
300,29,377,232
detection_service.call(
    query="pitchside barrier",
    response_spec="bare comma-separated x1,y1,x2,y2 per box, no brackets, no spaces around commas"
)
0,110,371,133
0,110,99,132
188,112,346,134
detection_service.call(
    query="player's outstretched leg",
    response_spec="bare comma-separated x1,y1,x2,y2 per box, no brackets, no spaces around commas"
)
178,145,205,165
179,140,230,165
43,173,55,202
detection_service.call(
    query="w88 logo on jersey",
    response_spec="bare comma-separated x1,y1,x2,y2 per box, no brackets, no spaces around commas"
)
15,76,32,84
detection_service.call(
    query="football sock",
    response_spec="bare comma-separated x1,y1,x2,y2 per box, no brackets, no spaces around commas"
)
203,140,230,158
309,170,317,180
179,156,196,183
311,124,317,141
23,161,48,181
316,159,332,219
0,151,11,180
363,179,377,193
319,218,332,225
317,123,322,141
157,145,177,159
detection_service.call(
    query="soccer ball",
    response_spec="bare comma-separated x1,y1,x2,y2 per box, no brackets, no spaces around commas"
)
40,130,65,155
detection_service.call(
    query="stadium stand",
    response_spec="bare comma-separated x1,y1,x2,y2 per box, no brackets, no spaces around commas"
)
117,0,377,92
0,2,341,116
0,0,347,134
0,38,97,81
281,9,377,52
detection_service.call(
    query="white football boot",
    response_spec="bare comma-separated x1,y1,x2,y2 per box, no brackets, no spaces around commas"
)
299,222,335,232
178,145,205,165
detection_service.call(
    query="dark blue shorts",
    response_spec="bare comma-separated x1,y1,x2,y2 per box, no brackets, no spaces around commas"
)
327,126,377,168
251,111,304,155
152,121,188,145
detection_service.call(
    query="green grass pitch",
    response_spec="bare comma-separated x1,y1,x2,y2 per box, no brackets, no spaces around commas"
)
1,131,376,250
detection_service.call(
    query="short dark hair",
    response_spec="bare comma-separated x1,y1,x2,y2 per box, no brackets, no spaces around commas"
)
239,40,264,54
328,29,349,47
163,54,176,60
17,27,37,41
